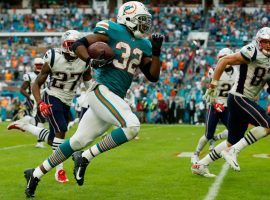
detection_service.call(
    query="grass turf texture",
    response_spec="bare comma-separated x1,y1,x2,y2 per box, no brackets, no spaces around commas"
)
0,122,270,200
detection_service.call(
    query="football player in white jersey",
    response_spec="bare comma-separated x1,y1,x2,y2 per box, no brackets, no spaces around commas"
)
191,48,238,164
23,1,163,198
16,30,91,184
8,58,47,148
192,27,270,177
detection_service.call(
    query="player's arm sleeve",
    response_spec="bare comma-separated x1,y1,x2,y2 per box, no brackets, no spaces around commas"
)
240,43,257,62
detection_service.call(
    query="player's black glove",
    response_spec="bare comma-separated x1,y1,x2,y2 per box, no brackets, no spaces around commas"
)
151,33,164,56
86,56,114,69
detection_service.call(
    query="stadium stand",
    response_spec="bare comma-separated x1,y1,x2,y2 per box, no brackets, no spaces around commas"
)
0,0,269,124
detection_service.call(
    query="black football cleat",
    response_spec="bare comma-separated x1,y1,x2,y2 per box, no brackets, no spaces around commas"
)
72,151,90,186
24,168,40,198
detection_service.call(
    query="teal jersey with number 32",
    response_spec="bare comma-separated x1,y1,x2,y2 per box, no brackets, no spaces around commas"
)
93,20,152,98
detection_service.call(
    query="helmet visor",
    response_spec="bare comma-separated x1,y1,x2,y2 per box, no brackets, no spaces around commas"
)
62,40,75,52
35,64,43,71
136,15,152,34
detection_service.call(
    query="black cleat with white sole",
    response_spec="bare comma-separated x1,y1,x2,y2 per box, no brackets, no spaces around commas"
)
24,168,40,198
72,151,90,186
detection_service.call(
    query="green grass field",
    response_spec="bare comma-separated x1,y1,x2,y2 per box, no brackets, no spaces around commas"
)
0,122,270,200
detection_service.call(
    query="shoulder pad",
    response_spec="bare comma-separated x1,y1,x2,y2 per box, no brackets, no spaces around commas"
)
240,43,257,61
43,49,56,68
94,20,110,35
22,73,30,82
208,68,214,78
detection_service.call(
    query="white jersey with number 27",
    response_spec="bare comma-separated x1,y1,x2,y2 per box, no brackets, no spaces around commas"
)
43,48,87,106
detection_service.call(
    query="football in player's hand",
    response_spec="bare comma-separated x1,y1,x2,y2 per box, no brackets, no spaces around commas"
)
88,42,115,59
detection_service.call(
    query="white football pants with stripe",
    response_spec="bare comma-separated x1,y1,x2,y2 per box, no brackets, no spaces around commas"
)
70,85,140,149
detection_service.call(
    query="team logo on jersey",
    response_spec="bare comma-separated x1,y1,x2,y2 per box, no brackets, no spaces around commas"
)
123,3,137,15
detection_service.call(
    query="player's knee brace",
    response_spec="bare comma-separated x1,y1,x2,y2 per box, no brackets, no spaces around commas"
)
123,126,140,140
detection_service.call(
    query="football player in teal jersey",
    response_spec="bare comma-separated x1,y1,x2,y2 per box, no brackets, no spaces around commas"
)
24,1,164,197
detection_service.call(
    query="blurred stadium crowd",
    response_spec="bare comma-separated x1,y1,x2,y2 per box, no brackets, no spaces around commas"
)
0,1,270,124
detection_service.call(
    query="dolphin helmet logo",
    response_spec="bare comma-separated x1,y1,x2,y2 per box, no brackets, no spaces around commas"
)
123,3,137,15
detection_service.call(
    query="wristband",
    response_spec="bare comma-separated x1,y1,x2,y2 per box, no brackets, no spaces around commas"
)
152,49,161,57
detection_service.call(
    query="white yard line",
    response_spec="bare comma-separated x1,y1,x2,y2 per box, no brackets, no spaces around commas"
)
204,163,230,200
0,144,34,151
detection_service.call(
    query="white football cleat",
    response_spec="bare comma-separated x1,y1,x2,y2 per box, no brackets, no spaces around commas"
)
221,147,240,171
7,120,26,132
191,163,216,178
191,154,199,164
35,142,45,148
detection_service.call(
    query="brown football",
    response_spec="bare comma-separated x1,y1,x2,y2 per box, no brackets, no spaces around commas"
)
87,42,115,59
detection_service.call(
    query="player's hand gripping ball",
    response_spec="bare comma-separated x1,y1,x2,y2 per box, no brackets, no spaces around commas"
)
87,42,115,68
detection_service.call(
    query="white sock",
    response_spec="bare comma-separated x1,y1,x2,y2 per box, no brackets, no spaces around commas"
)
52,137,65,171
215,129,228,140
37,122,44,128
21,115,35,125
38,129,49,142
82,145,100,161
234,126,268,152
33,160,52,179
195,135,208,155
33,167,45,179
199,140,228,165
23,124,43,137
